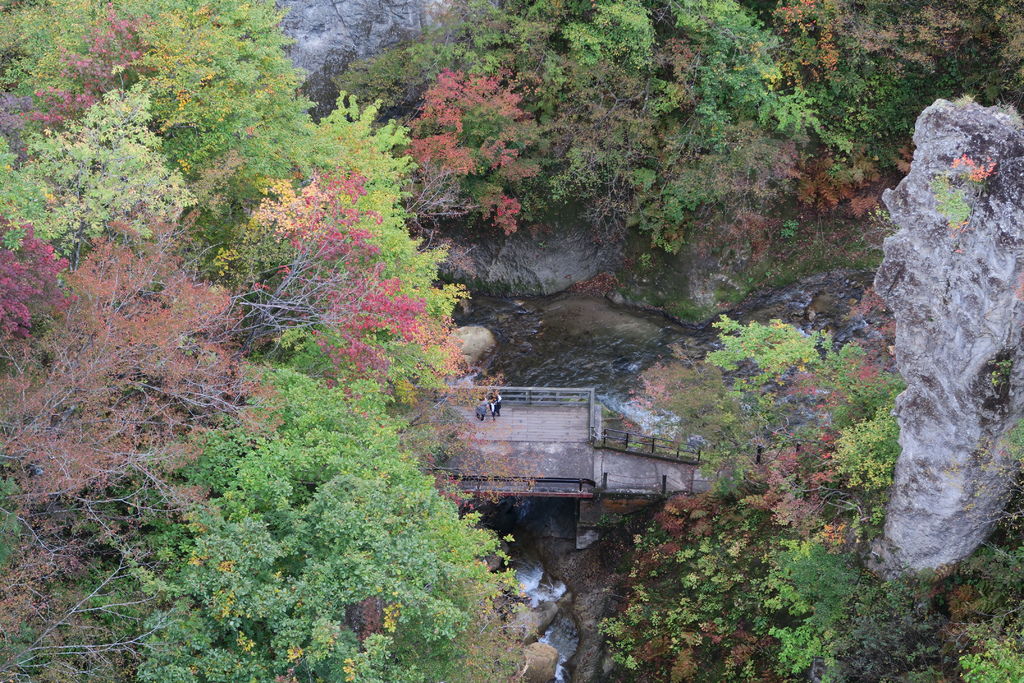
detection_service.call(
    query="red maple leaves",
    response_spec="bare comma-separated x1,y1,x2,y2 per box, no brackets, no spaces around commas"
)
239,171,432,379
0,219,68,339
31,4,148,126
410,70,537,234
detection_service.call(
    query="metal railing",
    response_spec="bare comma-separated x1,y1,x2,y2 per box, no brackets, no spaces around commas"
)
453,475,597,497
599,470,695,496
597,428,701,465
470,386,593,406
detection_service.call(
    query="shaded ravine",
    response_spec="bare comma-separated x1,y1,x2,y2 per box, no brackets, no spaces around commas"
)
465,269,882,681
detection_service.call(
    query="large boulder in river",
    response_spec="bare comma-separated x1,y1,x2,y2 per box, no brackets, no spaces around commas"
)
277,0,443,114
511,601,559,645
452,325,496,366
523,642,559,683
874,99,1024,574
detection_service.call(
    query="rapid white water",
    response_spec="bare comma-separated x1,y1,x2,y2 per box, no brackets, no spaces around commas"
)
515,558,567,608
514,557,577,681
540,613,580,683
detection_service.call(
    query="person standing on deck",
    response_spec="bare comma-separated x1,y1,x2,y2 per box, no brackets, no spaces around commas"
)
492,391,502,418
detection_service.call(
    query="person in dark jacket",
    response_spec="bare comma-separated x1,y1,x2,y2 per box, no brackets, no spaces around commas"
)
492,391,502,417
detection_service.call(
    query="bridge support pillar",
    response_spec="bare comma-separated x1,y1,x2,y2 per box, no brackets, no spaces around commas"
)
576,498,601,550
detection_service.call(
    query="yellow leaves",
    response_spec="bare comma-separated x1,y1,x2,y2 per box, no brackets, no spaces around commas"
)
213,247,239,276
384,603,402,632
343,658,357,682
236,632,255,653
216,590,237,619
217,560,236,573
394,379,417,405
819,522,847,548
188,554,208,566
286,645,303,662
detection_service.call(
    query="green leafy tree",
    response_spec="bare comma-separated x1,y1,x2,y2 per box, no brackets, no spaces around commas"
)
3,0,315,268
763,540,858,676
139,370,517,683
564,0,655,71
961,634,1024,683
1,89,191,266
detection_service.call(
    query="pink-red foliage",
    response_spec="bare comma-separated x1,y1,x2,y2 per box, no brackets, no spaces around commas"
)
410,70,537,234
1,224,245,542
31,4,148,126
241,172,432,380
0,218,68,339
0,226,247,672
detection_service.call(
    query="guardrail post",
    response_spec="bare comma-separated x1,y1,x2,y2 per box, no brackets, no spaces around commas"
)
602,472,607,488
624,432,629,452
661,475,667,495
650,438,656,455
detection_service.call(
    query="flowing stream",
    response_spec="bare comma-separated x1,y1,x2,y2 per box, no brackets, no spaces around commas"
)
455,270,875,426
514,557,578,682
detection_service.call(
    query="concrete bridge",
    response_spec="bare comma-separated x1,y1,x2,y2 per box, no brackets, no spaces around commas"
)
442,387,711,500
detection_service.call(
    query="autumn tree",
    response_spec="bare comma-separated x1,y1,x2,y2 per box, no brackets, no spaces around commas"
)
138,370,518,683
0,225,246,680
234,170,460,389
29,2,148,127
410,69,538,234
2,0,315,277
1,89,192,267
0,218,67,340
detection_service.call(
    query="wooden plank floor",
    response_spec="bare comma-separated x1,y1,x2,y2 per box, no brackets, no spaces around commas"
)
455,404,590,443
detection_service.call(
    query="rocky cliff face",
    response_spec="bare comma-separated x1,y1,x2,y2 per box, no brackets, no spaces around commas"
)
875,99,1024,574
444,224,624,296
277,0,441,114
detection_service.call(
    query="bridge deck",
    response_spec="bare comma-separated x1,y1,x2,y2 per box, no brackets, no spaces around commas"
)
455,404,590,443
446,386,709,498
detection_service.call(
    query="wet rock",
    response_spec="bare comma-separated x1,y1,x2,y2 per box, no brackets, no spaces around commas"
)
277,0,443,114
511,601,559,645
482,553,502,572
452,325,496,366
524,642,559,683
875,99,1024,574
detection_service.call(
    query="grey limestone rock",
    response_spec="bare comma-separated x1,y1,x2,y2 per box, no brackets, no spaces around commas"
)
277,0,442,114
875,99,1024,574
444,225,623,295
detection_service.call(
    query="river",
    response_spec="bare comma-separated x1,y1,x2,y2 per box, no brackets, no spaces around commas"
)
455,269,875,424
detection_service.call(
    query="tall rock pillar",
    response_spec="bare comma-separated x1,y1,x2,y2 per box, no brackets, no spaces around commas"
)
875,99,1024,573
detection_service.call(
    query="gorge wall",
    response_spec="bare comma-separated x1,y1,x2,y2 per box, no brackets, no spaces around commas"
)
277,0,442,114
875,99,1024,574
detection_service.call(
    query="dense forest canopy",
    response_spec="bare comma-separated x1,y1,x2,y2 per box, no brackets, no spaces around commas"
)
1,0,1024,681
